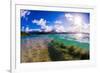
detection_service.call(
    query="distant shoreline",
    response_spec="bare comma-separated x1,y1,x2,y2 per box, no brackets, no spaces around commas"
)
21,31,89,35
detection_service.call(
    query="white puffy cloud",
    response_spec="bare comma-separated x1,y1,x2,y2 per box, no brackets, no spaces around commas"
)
24,26,42,32
29,29,42,32
72,15,89,33
32,18,67,32
31,17,89,33
65,14,89,33
20,10,30,18
65,23,89,33
82,23,90,33
21,26,25,32
65,13,73,21
54,24,66,32
54,20,62,24
32,18,46,27
74,15,82,26
44,26,53,32
32,18,53,32
25,26,30,33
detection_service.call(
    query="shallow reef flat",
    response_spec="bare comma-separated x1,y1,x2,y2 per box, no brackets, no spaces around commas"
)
21,38,89,63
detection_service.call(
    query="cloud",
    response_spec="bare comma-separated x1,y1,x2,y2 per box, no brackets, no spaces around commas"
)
65,13,73,21
21,26,25,32
44,26,53,32
54,20,62,24
74,15,82,26
54,20,68,32
20,10,30,18
31,17,89,33
32,18,67,32
65,23,89,33
23,25,42,32
54,24,66,32
64,14,89,33
82,23,90,33
32,18,53,32
32,18,46,27
25,26,30,32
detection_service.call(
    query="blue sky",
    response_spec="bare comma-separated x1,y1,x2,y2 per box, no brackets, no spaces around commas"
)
20,9,90,33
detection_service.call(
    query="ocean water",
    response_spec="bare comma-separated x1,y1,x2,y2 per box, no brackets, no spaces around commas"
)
21,33,89,50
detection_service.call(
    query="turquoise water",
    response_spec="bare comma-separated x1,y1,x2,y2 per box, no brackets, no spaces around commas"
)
48,34,89,49
21,33,89,50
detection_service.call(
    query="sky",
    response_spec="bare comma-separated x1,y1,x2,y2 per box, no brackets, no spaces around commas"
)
20,9,90,33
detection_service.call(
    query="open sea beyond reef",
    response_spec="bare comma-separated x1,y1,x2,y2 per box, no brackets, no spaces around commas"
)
21,33,89,50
